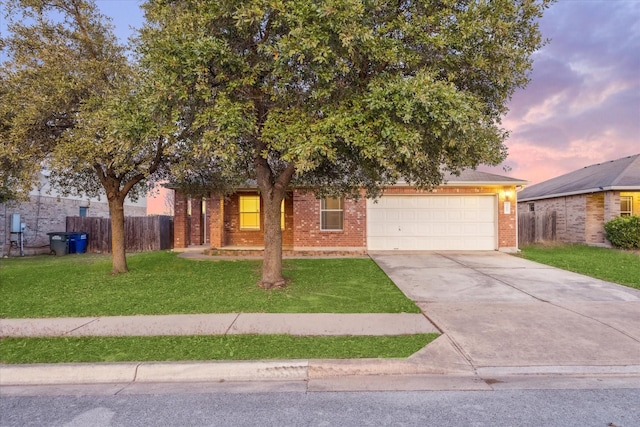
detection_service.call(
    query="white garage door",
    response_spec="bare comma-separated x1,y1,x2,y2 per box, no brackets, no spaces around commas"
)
367,195,496,250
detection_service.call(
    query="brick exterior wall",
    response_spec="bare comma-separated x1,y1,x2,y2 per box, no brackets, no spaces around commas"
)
208,194,223,248
0,195,146,256
497,189,518,251
518,195,585,243
173,192,189,249
516,190,638,245
292,189,366,249
190,198,204,246
586,193,605,244
174,185,521,251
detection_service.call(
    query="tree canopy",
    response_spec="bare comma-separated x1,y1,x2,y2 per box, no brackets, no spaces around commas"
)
0,0,171,273
139,0,552,287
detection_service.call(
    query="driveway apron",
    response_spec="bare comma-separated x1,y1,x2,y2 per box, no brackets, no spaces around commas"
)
371,251,640,369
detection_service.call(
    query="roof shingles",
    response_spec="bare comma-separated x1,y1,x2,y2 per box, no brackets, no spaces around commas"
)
518,154,640,201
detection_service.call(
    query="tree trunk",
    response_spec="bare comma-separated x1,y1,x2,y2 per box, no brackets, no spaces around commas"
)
253,136,295,289
108,197,128,274
260,193,285,289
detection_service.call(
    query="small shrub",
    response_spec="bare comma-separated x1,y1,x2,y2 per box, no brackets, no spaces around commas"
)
604,215,640,249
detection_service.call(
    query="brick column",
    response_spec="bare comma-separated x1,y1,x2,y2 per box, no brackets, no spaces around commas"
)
208,194,224,248
498,186,518,251
190,197,203,245
173,191,189,248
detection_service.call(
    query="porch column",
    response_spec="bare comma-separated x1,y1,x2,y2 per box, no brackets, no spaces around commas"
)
208,194,225,248
174,191,189,249
190,196,203,245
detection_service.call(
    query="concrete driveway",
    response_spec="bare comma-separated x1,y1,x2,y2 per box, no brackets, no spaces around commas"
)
370,251,640,372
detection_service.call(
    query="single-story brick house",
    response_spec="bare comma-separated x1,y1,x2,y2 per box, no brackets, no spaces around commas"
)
517,154,640,246
173,169,527,253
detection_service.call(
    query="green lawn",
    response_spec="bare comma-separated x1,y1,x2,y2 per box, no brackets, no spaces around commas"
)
0,251,420,318
518,244,640,290
0,334,438,364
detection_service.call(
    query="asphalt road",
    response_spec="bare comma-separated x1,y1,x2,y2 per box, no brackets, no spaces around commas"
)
2,388,639,427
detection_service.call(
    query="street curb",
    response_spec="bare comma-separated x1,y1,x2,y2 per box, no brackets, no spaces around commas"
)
0,361,310,386
4,360,640,387
0,359,475,386
0,358,451,386
476,365,640,376
0,363,140,386
136,361,309,383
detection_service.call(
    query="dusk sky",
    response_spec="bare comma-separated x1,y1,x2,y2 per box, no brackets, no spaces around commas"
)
3,0,639,190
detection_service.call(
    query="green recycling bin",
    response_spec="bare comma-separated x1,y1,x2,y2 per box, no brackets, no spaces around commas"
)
47,232,70,256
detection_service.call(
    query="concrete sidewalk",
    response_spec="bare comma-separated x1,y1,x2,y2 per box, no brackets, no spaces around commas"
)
0,313,437,337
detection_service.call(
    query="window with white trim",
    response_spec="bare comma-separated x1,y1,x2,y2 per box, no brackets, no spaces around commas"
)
620,196,633,216
321,197,343,230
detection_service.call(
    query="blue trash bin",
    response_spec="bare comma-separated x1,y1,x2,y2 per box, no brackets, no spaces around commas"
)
75,232,88,253
68,233,77,254
68,232,88,254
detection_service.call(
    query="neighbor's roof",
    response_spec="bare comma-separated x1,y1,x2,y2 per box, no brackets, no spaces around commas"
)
518,154,640,202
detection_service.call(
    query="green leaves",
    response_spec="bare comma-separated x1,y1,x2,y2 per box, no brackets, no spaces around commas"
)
139,0,551,193
604,216,640,249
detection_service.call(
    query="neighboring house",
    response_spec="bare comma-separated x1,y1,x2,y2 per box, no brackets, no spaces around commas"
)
0,172,147,256
173,170,527,253
517,154,640,246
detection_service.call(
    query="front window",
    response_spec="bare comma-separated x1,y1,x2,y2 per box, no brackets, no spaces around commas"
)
79,207,88,217
620,196,633,216
321,197,343,230
239,195,260,230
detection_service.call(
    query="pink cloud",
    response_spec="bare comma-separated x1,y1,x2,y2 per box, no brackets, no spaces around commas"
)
485,0,640,185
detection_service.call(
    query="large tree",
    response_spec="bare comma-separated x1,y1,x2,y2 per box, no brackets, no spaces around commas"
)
1,0,172,273
139,0,552,288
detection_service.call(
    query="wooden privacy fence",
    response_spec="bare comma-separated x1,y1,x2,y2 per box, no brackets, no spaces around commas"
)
518,211,557,245
66,216,173,253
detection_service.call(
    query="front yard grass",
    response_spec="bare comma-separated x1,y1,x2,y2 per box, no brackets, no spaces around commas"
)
0,334,438,364
518,244,640,290
0,251,420,318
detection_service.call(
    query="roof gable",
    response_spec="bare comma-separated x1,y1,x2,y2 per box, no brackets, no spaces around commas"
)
443,169,527,185
519,154,640,201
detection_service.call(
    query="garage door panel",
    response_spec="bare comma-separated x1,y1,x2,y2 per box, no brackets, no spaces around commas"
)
447,211,464,221
380,223,401,236
415,197,432,209
367,195,496,250
400,210,417,221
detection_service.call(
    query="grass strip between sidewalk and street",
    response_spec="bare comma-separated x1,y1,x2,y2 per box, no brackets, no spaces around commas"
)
518,244,640,290
0,252,420,318
0,334,438,364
